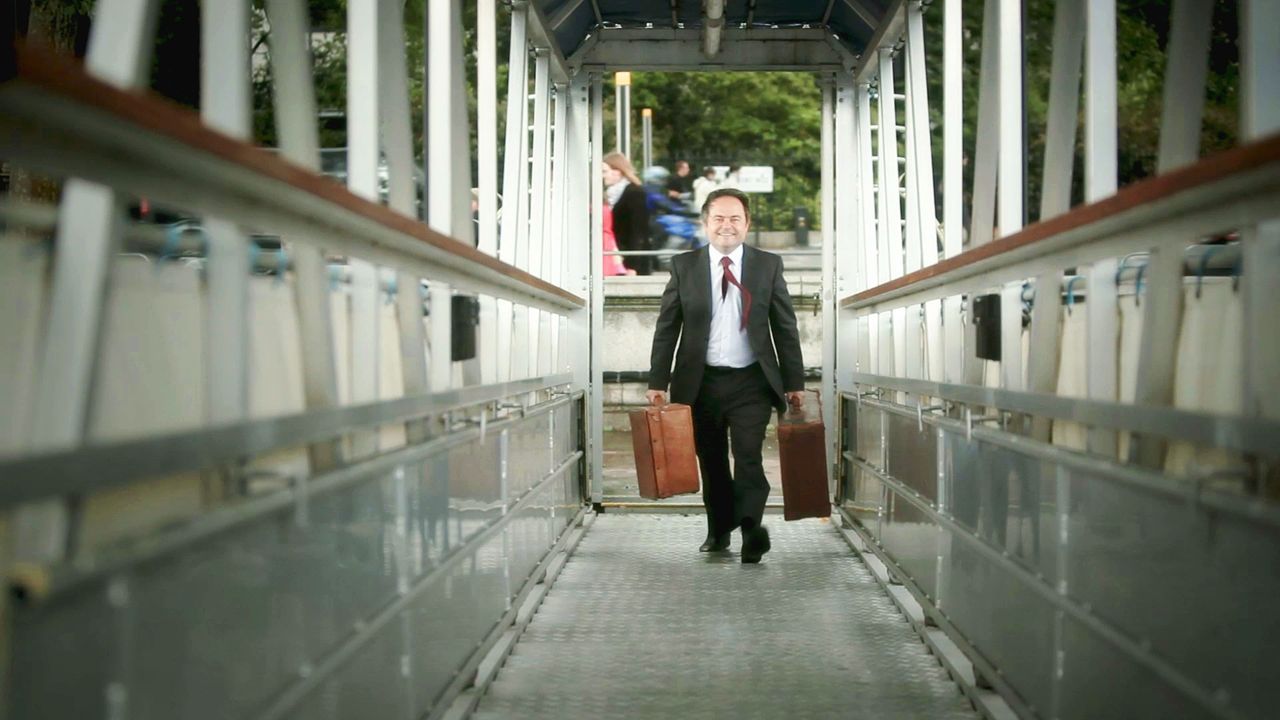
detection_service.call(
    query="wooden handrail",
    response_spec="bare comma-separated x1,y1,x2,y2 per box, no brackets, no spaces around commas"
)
0,41,585,309
843,130,1280,308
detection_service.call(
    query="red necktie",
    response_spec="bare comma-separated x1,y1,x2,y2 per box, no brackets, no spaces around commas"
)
720,255,751,331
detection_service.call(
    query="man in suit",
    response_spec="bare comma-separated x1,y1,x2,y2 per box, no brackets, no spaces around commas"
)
646,188,805,564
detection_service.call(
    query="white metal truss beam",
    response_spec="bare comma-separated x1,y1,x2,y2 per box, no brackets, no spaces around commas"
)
1028,0,1082,438
572,28,848,70
968,0,999,247
941,0,963,383
477,0,500,385
1130,0,1213,465
1241,0,1280,423
1084,0,1118,456
347,0,381,455
523,0,573,83
841,0,882,29
29,0,160,452
22,0,162,564
589,73,606,503
265,0,340,469
851,0,905,85
201,0,251,426
497,6,531,381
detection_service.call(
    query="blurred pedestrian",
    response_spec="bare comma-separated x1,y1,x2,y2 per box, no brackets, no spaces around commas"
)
602,201,634,277
603,151,652,275
666,160,695,205
720,163,743,191
692,166,719,214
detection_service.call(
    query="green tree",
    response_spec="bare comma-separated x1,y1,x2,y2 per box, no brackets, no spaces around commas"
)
628,71,823,231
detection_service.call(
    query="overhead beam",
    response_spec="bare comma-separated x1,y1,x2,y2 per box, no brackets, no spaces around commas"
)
550,0,587,31
574,28,848,70
521,0,572,83
842,0,882,29
851,0,905,85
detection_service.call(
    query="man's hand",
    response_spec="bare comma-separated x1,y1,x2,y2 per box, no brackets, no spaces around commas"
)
786,391,806,411
646,390,668,406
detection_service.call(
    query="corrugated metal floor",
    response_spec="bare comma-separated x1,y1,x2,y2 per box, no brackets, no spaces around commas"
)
471,514,977,719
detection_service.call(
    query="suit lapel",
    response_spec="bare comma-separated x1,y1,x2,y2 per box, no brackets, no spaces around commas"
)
741,245,765,325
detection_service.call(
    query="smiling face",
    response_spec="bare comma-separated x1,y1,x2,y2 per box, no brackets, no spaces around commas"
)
703,195,750,254
602,161,623,186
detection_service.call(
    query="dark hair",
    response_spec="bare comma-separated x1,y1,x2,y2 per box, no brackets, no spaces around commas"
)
701,166,715,177
701,188,750,222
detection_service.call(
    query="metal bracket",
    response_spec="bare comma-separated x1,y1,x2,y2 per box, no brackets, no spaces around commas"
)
916,403,945,432
964,407,1002,442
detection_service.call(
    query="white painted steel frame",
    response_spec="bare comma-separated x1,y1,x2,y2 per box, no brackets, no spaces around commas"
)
264,0,341,469
200,0,251,426
347,0,382,458
941,0,963,386
499,5,531,382
528,52,551,377
856,83,879,376
1241,0,1280,423
1084,0,1119,456
21,0,162,567
1131,0,1213,465
589,73,606,503
478,0,500,385
824,77,841,491
904,4,940,383
967,0,999,248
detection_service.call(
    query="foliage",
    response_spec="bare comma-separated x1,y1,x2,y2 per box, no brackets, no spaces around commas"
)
627,72,823,231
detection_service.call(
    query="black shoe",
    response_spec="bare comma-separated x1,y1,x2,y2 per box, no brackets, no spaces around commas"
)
741,524,771,564
699,533,730,552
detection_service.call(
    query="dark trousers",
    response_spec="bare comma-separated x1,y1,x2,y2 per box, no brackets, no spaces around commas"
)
692,364,775,538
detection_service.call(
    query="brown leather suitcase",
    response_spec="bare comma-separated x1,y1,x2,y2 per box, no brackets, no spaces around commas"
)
630,403,701,499
777,391,831,521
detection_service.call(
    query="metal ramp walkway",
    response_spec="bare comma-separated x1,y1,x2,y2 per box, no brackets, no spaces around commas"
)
472,515,977,719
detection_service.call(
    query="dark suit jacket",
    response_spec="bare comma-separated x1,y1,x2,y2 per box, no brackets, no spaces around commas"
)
648,245,805,411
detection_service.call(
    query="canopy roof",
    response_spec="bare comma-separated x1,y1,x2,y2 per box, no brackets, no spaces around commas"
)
531,0,895,73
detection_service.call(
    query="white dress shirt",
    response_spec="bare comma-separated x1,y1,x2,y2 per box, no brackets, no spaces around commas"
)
706,244,756,368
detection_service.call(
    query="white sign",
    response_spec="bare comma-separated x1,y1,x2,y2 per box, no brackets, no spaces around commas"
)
712,165,774,193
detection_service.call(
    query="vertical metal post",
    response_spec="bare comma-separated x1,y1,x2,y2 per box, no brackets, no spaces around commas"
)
548,85,570,373
906,3,940,381
615,71,632,156
826,77,843,494
1240,0,1280,142
941,0,963,383
477,0,500,385
880,52,906,389
567,74,593,393
200,0,250,425
22,0,161,566
1028,0,1082,438
997,0,1023,237
641,108,653,170
498,7,529,382
1085,0,1119,456
1157,0,1212,172
381,0,428,450
1040,0,1084,221
528,52,551,376
28,0,161,451
427,0,469,390
1131,0,1213,465
968,0,999,248
590,73,606,503
857,83,879,375
1241,0,1280,426
265,0,341,469
347,0,382,458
